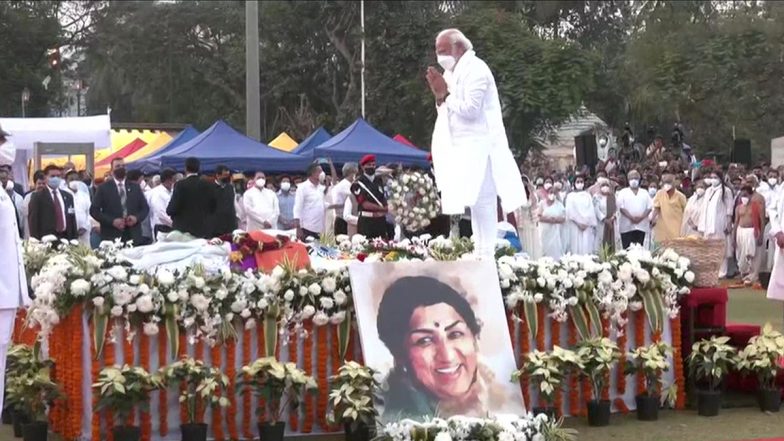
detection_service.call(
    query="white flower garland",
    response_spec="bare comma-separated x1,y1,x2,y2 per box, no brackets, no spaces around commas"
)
386,170,440,232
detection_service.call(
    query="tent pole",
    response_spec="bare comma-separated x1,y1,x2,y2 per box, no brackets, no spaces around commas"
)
246,0,261,141
360,0,366,119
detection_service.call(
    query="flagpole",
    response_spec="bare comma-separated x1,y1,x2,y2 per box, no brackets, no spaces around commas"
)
360,0,366,119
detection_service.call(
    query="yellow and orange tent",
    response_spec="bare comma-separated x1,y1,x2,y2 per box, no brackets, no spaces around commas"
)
268,132,298,152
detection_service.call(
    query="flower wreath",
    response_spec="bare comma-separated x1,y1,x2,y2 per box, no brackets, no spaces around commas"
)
386,170,441,232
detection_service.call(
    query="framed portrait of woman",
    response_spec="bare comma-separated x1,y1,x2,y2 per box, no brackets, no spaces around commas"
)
349,260,525,423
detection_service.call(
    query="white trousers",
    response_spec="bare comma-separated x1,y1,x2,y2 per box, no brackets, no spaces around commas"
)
736,227,756,277
0,309,16,412
470,163,498,259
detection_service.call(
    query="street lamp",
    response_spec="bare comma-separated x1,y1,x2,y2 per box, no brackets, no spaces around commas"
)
21,87,31,117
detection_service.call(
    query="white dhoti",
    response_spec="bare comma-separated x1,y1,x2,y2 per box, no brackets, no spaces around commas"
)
736,227,756,277
471,163,498,259
0,309,17,411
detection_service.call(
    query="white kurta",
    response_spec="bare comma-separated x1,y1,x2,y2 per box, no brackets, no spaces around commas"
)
538,201,565,259
243,187,280,231
515,191,541,259
768,187,784,300
431,50,526,215
680,193,705,237
565,191,597,256
698,185,735,277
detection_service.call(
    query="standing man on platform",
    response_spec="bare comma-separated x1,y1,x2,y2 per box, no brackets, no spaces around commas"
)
351,155,389,239
167,157,216,239
91,158,149,244
293,163,327,241
29,164,78,241
148,168,176,238
0,138,30,413
425,29,526,258
330,162,358,236
277,176,296,231
212,165,238,237
243,170,279,232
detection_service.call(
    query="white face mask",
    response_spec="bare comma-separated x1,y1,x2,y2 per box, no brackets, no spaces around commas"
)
547,194,555,202
769,178,778,186
255,179,266,188
280,182,291,191
554,182,563,190
696,188,705,197
600,185,610,194
597,177,609,185
741,197,750,205
543,183,552,190
319,171,326,184
4,180,13,191
663,183,673,192
648,187,657,197
574,182,584,190
68,181,79,191
437,54,457,71
629,179,640,189
711,178,721,187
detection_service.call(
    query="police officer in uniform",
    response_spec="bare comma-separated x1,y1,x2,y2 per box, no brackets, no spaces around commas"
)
351,155,389,239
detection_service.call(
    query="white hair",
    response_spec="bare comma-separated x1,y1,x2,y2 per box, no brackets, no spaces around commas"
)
342,162,358,177
436,28,473,51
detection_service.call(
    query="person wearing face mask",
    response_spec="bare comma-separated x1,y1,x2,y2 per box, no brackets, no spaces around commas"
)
91,157,151,244
537,185,566,259
588,171,610,197
165,157,215,240
0,167,23,238
211,165,238,237
534,177,547,201
294,163,328,241
681,180,707,237
593,178,618,253
514,175,541,259
426,29,526,258
756,170,782,271
21,171,45,240
327,161,357,236
349,155,389,240
734,185,762,285
29,164,78,240
277,176,296,231
243,170,280,232
697,169,736,278
63,169,92,246
148,168,176,239
617,170,653,249
564,176,597,255
650,174,687,244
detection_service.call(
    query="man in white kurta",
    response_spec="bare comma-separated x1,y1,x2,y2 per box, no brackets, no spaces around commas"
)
0,136,31,412
767,183,784,299
426,29,526,258
564,178,597,255
243,172,280,231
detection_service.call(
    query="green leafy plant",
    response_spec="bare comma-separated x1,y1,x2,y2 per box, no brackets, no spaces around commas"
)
624,341,673,397
512,346,583,407
93,364,162,424
327,361,381,430
688,336,738,391
4,347,60,422
160,357,230,424
575,337,622,401
736,323,784,390
240,357,318,423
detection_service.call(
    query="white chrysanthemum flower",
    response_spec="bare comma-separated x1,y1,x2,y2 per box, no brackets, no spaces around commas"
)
312,311,329,326
110,306,123,317
308,283,322,296
157,270,175,286
135,295,155,314
92,296,105,308
190,293,210,312
70,279,91,297
143,322,159,336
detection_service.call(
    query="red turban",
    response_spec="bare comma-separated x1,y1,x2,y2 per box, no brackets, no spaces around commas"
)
360,154,376,166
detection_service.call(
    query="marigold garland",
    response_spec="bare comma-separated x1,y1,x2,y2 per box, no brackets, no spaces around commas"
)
535,306,545,352
53,304,83,440
157,331,168,437
123,330,135,425
90,318,102,441
670,316,687,409
518,306,530,409
316,324,329,430
345,322,356,362
616,313,628,402
242,329,253,439
634,310,646,395
226,338,238,440
550,319,562,417
302,321,314,433
210,344,224,441
567,320,579,417
140,333,152,441
329,326,342,432
288,334,299,431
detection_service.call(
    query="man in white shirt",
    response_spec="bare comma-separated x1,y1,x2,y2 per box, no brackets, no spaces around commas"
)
243,171,279,231
329,162,358,236
64,169,92,246
0,167,23,237
757,170,783,271
617,170,653,248
293,163,326,241
277,176,296,230
148,168,176,238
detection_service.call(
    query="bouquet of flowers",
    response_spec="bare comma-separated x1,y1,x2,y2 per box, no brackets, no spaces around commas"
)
378,414,574,441
386,171,440,232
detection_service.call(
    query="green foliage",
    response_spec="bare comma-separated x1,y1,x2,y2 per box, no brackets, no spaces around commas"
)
5,344,60,421
159,357,230,424
93,364,163,424
736,323,784,390
624,341,673,396
327,361,381,428
240,356,318,423
688,336,738,391
575,337,622,402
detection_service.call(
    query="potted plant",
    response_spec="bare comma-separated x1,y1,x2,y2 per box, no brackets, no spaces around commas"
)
736,323,784,412
160,357,230,441
240,357,318,441
512,346,582,419
5,345,45,438
688,336,737,417
575,337,621,427
93,365,162,441
327,361,381,441
5,359,60,441
624,341,673,421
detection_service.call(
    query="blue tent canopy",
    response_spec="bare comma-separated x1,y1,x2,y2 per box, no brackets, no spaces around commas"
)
127,126,200,174
311,118,428,167
159,120,311,173
291,127,331,156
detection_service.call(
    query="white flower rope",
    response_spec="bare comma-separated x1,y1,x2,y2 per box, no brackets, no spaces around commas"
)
386,170,441,232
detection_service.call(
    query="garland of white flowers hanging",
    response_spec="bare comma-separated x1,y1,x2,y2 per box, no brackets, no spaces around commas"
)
386,170,441,232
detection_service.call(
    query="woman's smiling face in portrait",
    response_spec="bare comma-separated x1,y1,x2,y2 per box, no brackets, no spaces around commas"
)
405,302,478,400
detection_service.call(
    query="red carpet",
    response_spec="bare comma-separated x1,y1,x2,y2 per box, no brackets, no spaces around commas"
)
733,439,784,441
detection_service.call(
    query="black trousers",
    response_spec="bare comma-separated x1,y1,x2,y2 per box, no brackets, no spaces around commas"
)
358,216,389,239
459,219,473,238
425,214,451,238
621,230,646,249
334,217,348,236
302,228,321,241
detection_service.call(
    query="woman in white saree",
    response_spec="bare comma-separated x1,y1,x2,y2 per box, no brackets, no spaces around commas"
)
565,175,597,256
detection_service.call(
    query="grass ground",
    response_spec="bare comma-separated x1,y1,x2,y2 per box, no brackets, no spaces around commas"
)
2,289,782,441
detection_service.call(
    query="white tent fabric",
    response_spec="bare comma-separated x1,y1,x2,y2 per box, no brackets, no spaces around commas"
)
0,114,111,189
